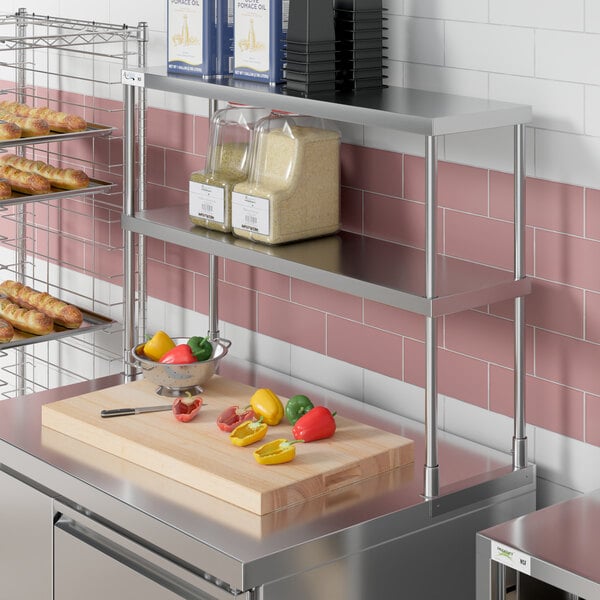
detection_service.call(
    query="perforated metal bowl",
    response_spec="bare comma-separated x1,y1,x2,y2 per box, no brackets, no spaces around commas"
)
131,337,231,397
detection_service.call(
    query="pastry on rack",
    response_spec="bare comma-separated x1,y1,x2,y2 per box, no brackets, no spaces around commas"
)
0,119,22,140
0,318,14,343
0,100,86,133
0,280,83,329
0,164,51,195
0,180,11,200
0,297,54,336
0,110,50,137
0,154,90,190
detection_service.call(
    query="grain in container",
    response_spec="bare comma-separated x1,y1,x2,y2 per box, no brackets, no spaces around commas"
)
231,114,341,245
189,106,271,232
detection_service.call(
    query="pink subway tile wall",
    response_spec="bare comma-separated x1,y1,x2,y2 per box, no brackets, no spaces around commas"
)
5,82,599,448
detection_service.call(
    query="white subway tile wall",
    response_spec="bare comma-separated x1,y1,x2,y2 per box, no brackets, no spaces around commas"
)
3,0,600,187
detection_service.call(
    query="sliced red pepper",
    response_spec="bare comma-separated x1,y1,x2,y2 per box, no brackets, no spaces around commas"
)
172,395,203,422
216,405,256,432
159,344,198,364
292,406,336,442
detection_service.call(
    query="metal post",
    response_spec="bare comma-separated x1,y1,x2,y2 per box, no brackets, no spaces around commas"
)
495,563,507,600
15,7,27,282
424,135,439,498
207,99,220,342
136,22,148,342
15,7,27,396
513,123,527,469
123,83,136,379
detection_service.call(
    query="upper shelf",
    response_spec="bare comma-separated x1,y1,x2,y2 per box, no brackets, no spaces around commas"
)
122,67,532,136
122,205,531,318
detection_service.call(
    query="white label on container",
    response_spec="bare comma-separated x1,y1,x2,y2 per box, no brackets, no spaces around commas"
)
490,540,531,575
189,181,225,224
232,192,270,235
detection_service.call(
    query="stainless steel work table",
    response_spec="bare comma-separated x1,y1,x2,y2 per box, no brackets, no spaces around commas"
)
477,490,600,599
0,359,536,599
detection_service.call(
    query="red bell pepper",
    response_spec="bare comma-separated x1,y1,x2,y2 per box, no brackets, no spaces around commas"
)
172,394,203,422
216,405,256,432
159,344,198,364
292,406,336,442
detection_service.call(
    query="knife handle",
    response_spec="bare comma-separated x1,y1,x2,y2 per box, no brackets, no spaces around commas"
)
101,408,136,418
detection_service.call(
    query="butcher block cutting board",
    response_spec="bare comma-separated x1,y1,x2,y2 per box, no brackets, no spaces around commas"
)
41,377,414,515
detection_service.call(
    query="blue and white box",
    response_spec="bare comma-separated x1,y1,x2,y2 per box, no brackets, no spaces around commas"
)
168,0,217,76
233,0,288,83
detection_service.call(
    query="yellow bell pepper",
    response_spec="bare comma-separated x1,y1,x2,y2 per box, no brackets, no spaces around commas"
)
253,438,303,465
144,330,175,361
249,388,284,426
229,418,268,447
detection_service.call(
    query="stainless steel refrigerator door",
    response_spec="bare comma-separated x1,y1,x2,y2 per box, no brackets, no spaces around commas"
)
0,469,53,600
53,504,249,600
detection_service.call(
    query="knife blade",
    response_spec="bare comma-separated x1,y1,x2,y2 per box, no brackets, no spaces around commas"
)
100,404,172,418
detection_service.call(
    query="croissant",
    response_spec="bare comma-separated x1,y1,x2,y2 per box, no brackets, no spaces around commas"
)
0,280,83,329
0,154,89,190
0,165,51,195
0,298,54,335
0,101,86,133
0,110,49,137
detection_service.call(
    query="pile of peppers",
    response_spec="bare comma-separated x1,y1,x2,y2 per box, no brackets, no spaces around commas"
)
214,387,338,466
143,330,213,364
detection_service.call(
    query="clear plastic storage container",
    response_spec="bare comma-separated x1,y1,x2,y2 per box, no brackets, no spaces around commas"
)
231,115,341,245
189,106,271,232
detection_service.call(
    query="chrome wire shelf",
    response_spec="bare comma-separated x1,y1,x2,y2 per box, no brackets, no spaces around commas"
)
0,10,147,396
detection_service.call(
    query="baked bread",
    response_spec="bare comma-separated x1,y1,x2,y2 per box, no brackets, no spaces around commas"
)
0,180,11,200
0,119,21,140
0,298,54,335
0,101,86,133
0,110,49,137
0,280,83,329
0,154,89,190
0,165,51,195
0,318,14,343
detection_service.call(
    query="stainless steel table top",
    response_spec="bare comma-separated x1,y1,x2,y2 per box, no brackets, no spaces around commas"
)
479,489,600,587
0,358,533,590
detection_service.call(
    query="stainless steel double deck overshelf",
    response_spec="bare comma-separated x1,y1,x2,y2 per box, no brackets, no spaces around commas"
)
121,68,532,501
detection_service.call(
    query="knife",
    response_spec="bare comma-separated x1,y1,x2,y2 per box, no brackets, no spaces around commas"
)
100,404,172,418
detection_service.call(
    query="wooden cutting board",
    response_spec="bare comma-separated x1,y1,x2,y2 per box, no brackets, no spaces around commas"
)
41,377,414,515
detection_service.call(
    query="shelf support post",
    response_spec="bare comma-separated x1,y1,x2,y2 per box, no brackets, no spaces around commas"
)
513,123,528,469
207,99,220,342
424,134,439,498
135,22,148,344
123,82,136,380
14,7,27,396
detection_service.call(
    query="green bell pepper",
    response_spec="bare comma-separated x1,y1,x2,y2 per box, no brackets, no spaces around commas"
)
187,336,213,361
285,394,314,425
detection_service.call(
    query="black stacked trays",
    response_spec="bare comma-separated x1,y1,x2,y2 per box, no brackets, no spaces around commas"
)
285,0,337,95
334,0,387,91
